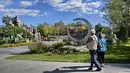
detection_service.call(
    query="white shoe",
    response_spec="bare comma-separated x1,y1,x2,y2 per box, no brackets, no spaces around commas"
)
101,64,104,67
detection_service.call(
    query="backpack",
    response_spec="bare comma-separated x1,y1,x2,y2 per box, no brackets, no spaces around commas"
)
93,36,102,50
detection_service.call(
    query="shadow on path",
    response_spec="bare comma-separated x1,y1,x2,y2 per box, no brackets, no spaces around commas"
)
43,66,97,73
62,66,90,69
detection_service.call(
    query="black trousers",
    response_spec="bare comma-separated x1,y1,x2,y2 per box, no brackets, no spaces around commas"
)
97,52,105,64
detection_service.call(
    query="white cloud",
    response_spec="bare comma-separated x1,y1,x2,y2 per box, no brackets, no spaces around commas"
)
0,8,42,17
20,1,33,7
0,0,12,9
45,0,64,6
43,0,102,15
44,12,48,16
99,11,107,17
87,0,93,2
0,4,5,8
0,0,50,17
87,1,102,8
0,0,49,17
43,11,52,16
0,0,13,5
93,9,99,14
34,0,39,4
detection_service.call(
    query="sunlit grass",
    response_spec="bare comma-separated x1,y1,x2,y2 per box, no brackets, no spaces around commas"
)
8,52,90,62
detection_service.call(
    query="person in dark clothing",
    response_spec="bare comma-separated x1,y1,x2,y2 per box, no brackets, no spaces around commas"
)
97,32,107,67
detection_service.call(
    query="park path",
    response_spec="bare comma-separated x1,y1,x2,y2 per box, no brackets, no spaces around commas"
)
0,59,130,73
0,46,130,73
0,46,30,60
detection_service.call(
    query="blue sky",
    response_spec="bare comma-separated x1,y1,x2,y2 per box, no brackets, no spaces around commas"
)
0,0,107,26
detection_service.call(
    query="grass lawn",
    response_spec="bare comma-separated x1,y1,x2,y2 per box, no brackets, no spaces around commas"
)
8,43,130,63
8,52,90,62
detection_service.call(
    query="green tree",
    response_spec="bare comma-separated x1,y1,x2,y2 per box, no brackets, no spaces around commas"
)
0,26,5,39
0,25,33,43
37,24,44,36
102,27,110,35
67,23,77,26
103,0,130,42
49,26,56,35
54,21,65,35
95,23,103,33
42,23,50,36
37,22,48,36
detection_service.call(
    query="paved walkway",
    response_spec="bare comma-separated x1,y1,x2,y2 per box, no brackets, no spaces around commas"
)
0,59,130,73
0,46,30,54
0,46,30,59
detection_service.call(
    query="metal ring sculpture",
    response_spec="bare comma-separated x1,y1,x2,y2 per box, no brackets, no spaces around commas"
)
67,18,92,43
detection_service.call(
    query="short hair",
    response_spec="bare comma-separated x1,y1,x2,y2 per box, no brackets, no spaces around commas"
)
98,32,103,38
90,29,96,35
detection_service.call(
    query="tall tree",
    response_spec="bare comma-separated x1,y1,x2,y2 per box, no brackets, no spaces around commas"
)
54,21,65,35
42,23,50,36
95,23,103,33
103,0,130,42
37,22,48,36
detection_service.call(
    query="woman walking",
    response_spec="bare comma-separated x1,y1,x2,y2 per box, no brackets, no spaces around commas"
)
97,32,107,67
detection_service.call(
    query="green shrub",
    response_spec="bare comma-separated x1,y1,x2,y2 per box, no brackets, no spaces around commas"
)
4,39,8,44
64,41,71,45
0,39,5,45
52,42,64,49
29,42,78,54
29,42,42,53
8,39,15,43
29,42,51,54
51,48,76,54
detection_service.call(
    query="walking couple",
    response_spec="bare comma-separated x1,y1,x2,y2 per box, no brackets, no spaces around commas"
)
87,29,107,71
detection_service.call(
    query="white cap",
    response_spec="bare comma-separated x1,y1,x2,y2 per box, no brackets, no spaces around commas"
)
90,29,96,35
